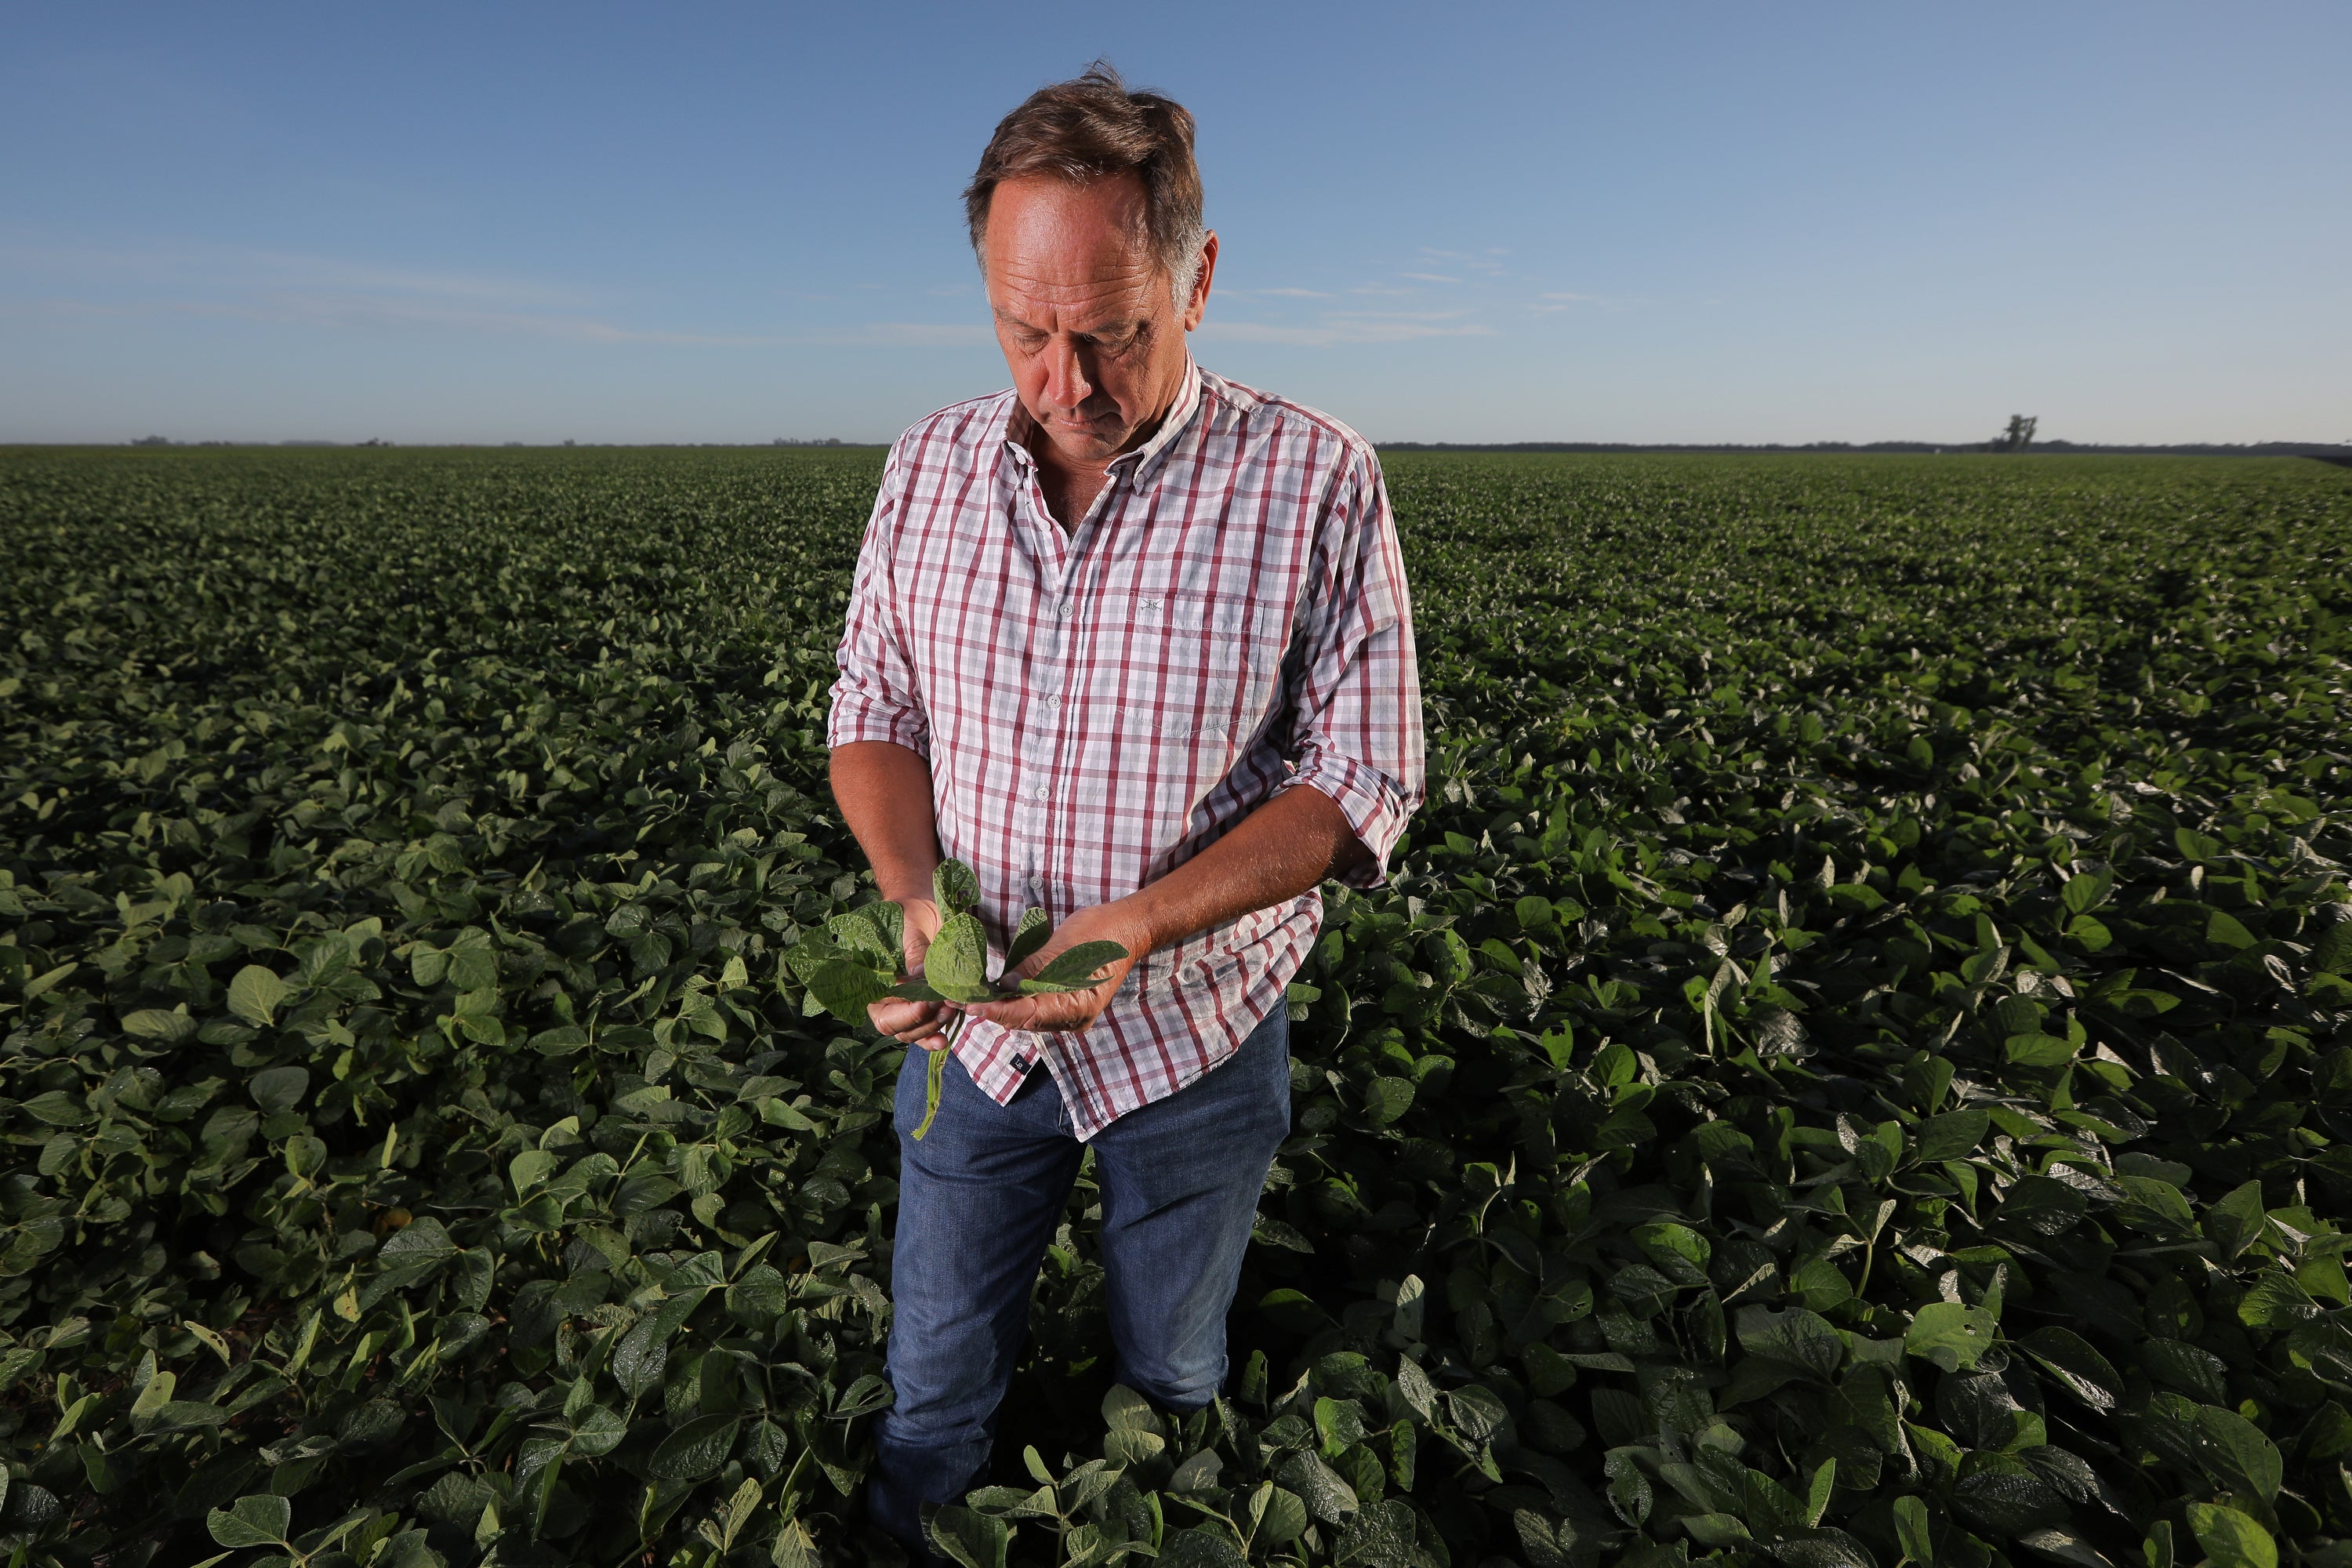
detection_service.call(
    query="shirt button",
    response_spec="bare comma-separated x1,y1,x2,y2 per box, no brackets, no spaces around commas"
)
1032,786,1049,800
1055,601,1072,618
1046,695,1062,708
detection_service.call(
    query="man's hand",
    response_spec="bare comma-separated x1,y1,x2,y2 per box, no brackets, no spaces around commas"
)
960,897,1156,1035
867,897,952,1047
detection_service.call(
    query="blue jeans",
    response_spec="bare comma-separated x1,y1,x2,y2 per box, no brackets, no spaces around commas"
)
867,1007,1291,1554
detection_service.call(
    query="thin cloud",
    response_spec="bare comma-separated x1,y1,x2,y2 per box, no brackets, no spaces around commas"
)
1420,246,1505,277
1530,290,1621,314
0,230,1000,350
1198,310,1494,347
65,292,784,346
0,234,593,309
266,296,777,345
16,290,993,350
1399,272,1460,285
1231,286,1333,299
823,321,992,347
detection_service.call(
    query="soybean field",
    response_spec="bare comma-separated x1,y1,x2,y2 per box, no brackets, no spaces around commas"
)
2,445,2351,1568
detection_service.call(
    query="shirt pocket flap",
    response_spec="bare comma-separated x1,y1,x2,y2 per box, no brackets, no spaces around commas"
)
1125,594,1278,641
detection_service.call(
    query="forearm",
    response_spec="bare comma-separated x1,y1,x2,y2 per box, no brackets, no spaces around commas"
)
827,741,942,903
1127,783,1368,953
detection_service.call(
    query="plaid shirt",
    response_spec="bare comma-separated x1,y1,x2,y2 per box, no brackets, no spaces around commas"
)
827,359,1424,1138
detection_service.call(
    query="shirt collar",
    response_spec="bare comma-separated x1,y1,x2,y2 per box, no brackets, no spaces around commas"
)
997,355,1205,493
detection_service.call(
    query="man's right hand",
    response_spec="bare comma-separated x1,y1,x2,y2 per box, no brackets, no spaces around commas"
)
867,895,952,1047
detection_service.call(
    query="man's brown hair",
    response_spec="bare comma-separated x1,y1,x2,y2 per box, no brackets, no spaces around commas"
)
964,63,1206,305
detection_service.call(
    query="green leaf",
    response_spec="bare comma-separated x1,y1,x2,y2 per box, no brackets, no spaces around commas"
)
1804,1457,1838,1526
927,1504,1011,1568
22,962,78,1000
807,957,894,1024
2185,1504,2276,1568
1736,1304,1847,1381
648,1414,739,1482
2020,1327,2122,1411
378,1216,457,1264
20,1091,91,1127
2004,1033,2078,1068
1005,907,1051,968
2114,1174,2198,1237
1276,1450,1358,1523
1683,1514,1755,1548
122,1008,196,1041
1915,1109,1991,1163
925,913,992,1001
2237,1272,2321,1329
2194,1405,2283,1502
1252,1484,1308,1546
1020,941,1128,993
2204,910,2257,951
1102,1384,1160,1432
1334,1501,1416,1567
2203,1180,2268,1258
1892,1494,1934,1566
248,1065,308,1113
1997,1174,2087,1236
208,1494,293,1548
827,909,898,965
1362,1075,1414,1127
1314,1396,1367,1457
2060,867,2113,915
934,858,982,917
226,964,287,1026
1907,1301,1998,1373
1161,1526,1248,1567
1773,1528,1878,1568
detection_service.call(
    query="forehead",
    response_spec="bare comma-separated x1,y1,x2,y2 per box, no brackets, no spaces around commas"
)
984,174,1162,321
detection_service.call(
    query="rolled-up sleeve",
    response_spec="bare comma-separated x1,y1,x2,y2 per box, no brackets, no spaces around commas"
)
826,454,931,757
1274,451,1425,887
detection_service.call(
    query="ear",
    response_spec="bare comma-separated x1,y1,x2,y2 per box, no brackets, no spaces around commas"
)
1181,231,1218,332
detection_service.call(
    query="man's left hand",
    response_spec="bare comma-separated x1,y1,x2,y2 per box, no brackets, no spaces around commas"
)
959,898,1156,1034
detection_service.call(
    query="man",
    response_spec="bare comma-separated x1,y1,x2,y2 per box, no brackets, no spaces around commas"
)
826,64,1425,1556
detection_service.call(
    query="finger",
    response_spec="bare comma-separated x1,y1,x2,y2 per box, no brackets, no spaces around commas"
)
967,996,1084,1032
870,999,946,1033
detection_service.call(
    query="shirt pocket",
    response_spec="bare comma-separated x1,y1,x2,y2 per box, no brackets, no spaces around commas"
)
1100,593,1283,744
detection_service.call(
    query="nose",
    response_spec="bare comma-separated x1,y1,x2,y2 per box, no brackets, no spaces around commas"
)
1041,337,1094,412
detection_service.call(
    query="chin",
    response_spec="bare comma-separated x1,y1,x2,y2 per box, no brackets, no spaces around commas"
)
1053,429,1123,460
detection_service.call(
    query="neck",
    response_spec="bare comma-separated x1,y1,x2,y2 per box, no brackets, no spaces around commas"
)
1022,367,1185,529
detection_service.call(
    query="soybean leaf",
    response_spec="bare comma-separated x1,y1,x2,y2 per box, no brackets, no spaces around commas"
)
807,959,895,1025
208,1494,292,1548
935,859,982,918
1019,941,1128,993
226,965,287,1028
1005,906,1051,969
2185,1504,2277,1568
925,913,993,1002
1907,1302,1998,1373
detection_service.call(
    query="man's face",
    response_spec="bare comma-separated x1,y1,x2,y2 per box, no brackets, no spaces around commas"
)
983,173,1213,468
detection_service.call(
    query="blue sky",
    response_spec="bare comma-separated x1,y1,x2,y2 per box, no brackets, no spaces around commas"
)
3,2,2346,445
